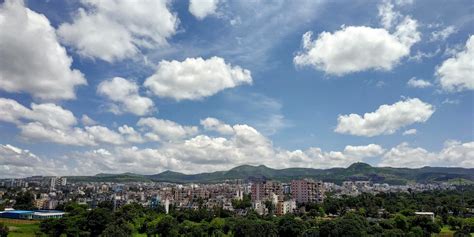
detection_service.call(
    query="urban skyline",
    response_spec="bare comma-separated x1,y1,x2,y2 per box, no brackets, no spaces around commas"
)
0,0,473,178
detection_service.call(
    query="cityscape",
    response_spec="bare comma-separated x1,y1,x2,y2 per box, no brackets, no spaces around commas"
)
0,0,473,236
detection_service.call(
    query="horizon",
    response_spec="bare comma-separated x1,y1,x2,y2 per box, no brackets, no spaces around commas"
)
2,162,474,179
0,0,473,178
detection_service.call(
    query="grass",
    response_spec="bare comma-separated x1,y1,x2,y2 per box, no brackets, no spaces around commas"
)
434,225,474,237
132,233,148,237
0,218,41,237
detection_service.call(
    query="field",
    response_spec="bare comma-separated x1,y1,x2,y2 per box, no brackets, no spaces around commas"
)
432,226,474,237
0,218,40,237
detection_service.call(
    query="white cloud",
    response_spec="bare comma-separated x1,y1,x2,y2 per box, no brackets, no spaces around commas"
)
0,98,31,124
0,0,86,100
144,57,252,100
0,97,150,146
19,122,95,146
343,144,386,158
442,98,460,105
200,117,235,135
335,98,434,137
189,0,220,20
294,21,419,75
81,115,98,126
0,144,50,178
409,48,440,62
85,126,124,145
402,128,417,135
378,0,400,29
379,141,474,168
3,114,473,175
97,77,154,116
0,98,77,129
294,1,420,76
430,26,457,42
118,125,145,143
436,35,474,92
58,0,178,62
407,77,433,88
137,117,199,141
0,144,40,168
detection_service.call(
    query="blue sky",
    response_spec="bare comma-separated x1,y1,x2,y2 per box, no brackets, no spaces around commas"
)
0,0,472,177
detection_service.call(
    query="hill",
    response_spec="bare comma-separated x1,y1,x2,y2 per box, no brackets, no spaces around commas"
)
66,163,474,184
146,162,474,185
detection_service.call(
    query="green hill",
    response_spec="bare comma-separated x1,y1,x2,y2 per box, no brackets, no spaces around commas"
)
146,162,474,184
65,163,474,184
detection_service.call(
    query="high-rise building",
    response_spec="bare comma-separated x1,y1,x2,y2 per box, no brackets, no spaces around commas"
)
49,177,67,190
251,180,283,202
291,179,325,204
251,181,266,201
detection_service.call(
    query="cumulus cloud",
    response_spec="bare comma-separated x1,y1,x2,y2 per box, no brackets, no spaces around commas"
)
335,98,434,137
343,144,386,158
200,117,235,135
118,125,145,143
407,77,432,88
137,117,199,141
97,77,154,116
0,98,77,129
144,57,252,100
85,126,125,145
58,0,178,62
294,2,420,75
379,141,474,168
435,35,474,92
0,97,148,146
189,0,220,20
19,122,95,146
0,144,46,178
2,116,473,175
402,128,417,135
61,122,388,174
0,0,86,100
81,115,98,126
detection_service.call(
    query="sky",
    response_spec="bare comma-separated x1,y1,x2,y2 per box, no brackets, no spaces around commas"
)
0,0,473,177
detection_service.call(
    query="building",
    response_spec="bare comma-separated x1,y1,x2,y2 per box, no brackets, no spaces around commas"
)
251,181,283,202
0,210,64,220
0,210,34,219
276,200,297,216
251,181,266,201
415,212,435,221
33,211,65,220
49,177,67,190
291,179,325,204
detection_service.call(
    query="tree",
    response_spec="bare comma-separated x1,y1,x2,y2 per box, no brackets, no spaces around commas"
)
13,192,36,210
40,219,66,237
232,194,252,209
277,215,307,237
229,218,277,237
98,200,114,211
102,219,133,237
447,216,464,230
85,208,112,236
0,223,9,237
410,215,441,235
393,214,408,231
146,215,179,237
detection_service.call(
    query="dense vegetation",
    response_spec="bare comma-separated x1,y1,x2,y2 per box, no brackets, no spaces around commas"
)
66,163,474,184
36,188,474,236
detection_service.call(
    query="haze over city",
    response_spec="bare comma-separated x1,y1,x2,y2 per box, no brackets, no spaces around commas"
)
0,0,473,178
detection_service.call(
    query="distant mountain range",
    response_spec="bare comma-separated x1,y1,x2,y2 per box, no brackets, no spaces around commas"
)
66,163,474,184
